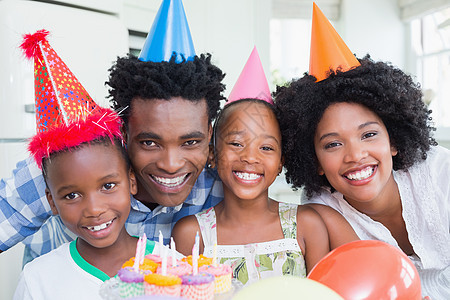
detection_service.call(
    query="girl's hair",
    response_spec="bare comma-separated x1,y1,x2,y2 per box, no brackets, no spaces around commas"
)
42,137,129,184
274,55,437,197
106,53,226,129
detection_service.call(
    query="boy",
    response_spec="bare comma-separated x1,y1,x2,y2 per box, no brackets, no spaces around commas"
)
14,30,154,299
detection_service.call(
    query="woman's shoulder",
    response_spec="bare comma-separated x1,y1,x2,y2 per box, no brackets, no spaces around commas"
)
426,145,450,167
408,145,450,170
399,145,450,185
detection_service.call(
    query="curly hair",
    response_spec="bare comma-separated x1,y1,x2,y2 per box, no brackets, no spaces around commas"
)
106,53,226,128
274,55,436,197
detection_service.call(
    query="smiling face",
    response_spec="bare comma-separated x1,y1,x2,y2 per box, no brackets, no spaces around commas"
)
126,97,212,207
215,101,282,201
314,102,398,207
45,141,137,250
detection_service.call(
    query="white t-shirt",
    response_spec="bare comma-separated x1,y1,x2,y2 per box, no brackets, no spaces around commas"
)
14,239,156,300
304,145,450,299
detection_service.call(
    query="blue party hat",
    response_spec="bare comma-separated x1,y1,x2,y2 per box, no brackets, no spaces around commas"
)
138,0,196,62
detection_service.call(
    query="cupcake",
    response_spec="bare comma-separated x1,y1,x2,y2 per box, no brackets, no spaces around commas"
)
182,255,212,268
144,273,182,297
140,258,160,273
156,261,192,277
198,264,232,294
123,257,159,273
180,272,215,300
117,267,146,298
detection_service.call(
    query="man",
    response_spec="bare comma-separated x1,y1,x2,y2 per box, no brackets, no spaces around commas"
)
0,0,226,264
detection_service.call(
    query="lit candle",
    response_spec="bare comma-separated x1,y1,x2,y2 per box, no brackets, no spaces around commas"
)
171,237,177,266
161,245,167,276
193,231,199,275
159,230,163,255
213,242,217,267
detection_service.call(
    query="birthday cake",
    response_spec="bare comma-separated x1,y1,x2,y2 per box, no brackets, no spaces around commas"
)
100,235,236,300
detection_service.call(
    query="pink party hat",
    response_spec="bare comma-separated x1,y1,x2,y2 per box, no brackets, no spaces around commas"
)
138,0,195,62
226,47,273,105
20,30,123,168
309,3,360,81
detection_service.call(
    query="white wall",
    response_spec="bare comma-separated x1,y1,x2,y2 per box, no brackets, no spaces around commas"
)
270,0,407,86
338,0,406,68
0,143,26,300
188,0,272,96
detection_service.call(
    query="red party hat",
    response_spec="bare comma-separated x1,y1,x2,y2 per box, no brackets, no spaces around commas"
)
309,3,360,81
20,30,123,168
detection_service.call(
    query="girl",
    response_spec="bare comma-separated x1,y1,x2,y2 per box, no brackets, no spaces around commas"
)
275,56,450,299
172,48,358,286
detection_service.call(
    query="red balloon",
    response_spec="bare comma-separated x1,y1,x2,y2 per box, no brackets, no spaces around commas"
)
307,240,422,300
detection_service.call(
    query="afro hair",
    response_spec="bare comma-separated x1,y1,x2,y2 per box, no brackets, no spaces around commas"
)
106,53,226,128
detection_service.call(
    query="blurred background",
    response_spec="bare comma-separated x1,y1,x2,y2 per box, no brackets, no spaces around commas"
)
1,0,449,298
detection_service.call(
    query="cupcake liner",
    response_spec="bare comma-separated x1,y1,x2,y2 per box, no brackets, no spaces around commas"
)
144,283,181,297
181,282,214,300
119,282,144,298
213,273,232,294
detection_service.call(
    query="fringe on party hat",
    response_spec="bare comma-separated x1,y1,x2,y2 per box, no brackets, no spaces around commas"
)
20,30,123,168
226,46,273,105
309,2,360,81
138,0,196,63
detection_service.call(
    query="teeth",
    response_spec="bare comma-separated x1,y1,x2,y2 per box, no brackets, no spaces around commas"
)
86,220,113,232
345,166,374,181
235,172,261,180
152,174,188,187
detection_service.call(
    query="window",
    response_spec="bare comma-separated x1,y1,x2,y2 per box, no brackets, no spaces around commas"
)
410,7,450,147
270,19,311,88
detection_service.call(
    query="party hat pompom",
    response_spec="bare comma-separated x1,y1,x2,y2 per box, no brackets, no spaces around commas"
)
309,2,360,81
20,29,50,60
139,0,195,63
226,46,273,105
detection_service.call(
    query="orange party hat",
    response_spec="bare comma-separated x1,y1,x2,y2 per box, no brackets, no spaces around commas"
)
309,2,360,81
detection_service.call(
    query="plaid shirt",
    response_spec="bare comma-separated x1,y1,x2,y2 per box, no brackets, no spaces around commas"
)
0,158,223,265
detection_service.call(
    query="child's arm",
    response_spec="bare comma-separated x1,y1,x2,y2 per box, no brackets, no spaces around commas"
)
304,203,359,249
296,206,330,274
171,215,204,256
